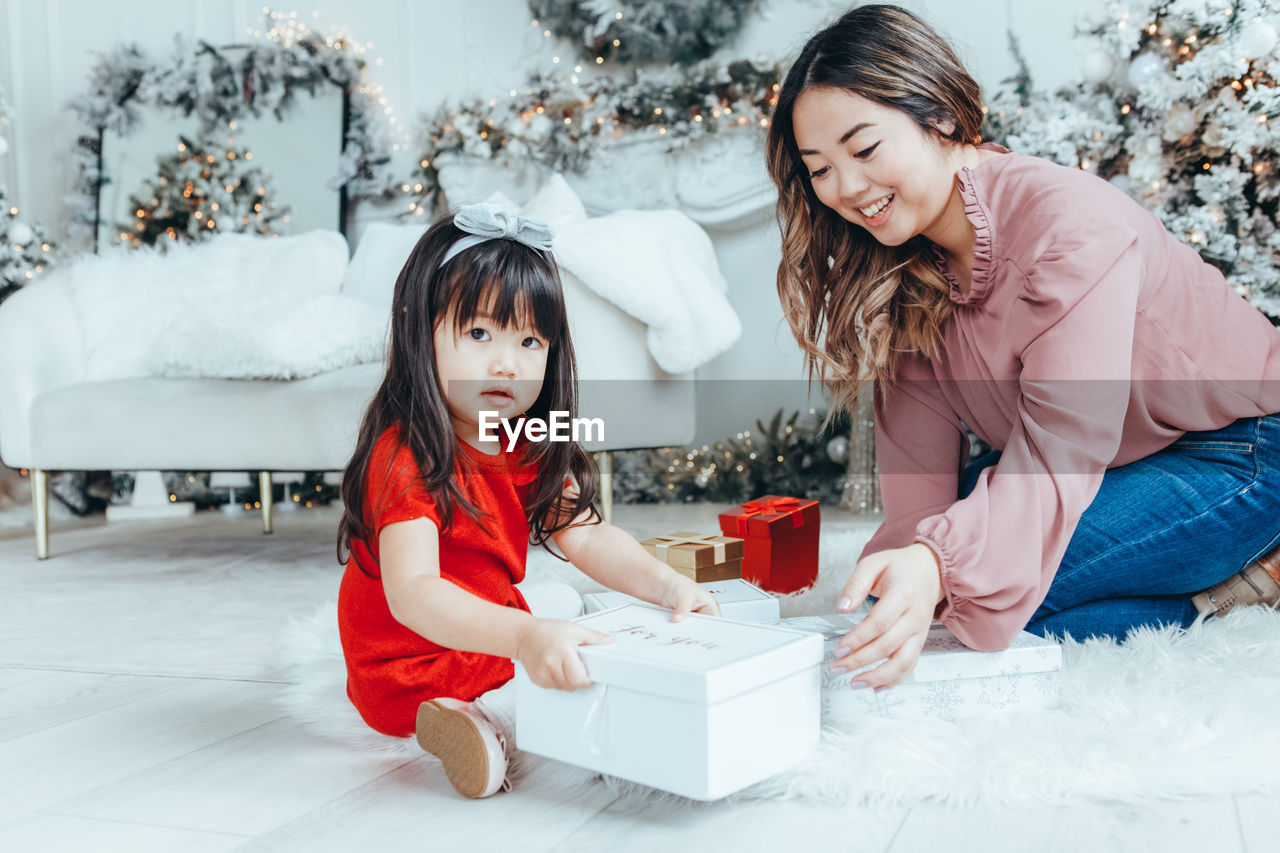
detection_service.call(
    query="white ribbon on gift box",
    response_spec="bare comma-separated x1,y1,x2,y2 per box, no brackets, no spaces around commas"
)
582,684,613,758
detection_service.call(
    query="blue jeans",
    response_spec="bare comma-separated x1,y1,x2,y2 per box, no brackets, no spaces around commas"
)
958,413,1280,642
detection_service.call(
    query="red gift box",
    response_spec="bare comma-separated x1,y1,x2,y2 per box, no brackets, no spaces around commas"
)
717,495,820,593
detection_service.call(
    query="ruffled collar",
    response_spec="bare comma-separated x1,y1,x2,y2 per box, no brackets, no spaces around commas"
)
930,143,1010,307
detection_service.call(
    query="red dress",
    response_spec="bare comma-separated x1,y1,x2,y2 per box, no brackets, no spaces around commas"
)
338,426,537,736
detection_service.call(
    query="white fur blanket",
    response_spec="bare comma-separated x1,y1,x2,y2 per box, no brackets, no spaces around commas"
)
57,231,386,381
552,208,741,375
278,530,1280,807
521,175,742,374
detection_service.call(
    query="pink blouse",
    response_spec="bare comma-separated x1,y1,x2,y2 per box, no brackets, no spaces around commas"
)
860,147,1280,651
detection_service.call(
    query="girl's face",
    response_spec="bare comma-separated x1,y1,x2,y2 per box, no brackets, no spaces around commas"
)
433,303,548,450
792,87,959,247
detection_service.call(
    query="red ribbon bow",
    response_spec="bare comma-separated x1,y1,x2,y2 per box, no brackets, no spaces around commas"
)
735,496,803,536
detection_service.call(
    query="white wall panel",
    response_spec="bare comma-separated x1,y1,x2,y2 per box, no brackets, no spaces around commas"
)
1,0,25,216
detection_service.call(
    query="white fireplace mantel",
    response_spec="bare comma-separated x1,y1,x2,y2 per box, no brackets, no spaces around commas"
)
434,129,777,230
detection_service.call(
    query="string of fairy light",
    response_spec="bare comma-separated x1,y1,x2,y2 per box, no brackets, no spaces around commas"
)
531,10,624,67
252,8,414,162
1125,9,1272,102
662,410,821,484
982,2,1277,266
76,6,414,250
3,104,52,281
989,7,1274,162
6,205,52,281
403,77,783,217
1123,8,1273,138
61,5,778,238
1120,5,1274,245
403,13,785,219
120,134,288,248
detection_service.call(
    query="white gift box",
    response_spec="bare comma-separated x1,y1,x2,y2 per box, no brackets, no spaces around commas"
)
581,578,779,623
782,614,1063,722
515,603,822,800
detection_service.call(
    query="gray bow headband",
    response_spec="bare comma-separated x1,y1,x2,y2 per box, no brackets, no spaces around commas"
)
441,202,555,265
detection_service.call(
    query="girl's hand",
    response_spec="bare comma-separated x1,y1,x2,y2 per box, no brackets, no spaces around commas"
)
831,543,945,690
515,618,615,691
658,572,722,622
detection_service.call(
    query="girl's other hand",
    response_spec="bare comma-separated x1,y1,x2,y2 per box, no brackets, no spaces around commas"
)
515,618,615,691
830,543,944,689
658,573,722,622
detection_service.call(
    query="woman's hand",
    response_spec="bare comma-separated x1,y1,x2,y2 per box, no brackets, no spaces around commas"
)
831,543,945,689
657,572,722,621
514,618,615,691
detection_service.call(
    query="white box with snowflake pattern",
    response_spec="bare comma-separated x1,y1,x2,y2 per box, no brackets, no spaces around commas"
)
782,615,1062,722
515,603,822,800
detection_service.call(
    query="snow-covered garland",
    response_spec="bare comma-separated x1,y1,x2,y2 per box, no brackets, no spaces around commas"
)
409,60,782,215
0,86,56,303
528,0,759,66
983,0,1280,319
67,27,398,241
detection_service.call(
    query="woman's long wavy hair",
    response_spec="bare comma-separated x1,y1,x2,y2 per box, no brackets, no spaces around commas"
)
337,214,600,570
766,4,985,412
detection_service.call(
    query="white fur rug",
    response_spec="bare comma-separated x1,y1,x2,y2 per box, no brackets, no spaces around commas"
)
278,529,1280,807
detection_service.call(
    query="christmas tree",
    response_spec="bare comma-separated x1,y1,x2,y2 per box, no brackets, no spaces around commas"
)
117,133,290,248
984,0,1280,319
0,86,57,304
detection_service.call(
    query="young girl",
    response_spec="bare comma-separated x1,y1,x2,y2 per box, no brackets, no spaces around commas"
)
336,203,719,798
766,5,1280,689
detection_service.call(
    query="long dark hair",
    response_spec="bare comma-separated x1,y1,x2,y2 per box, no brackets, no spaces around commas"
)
337,213,600,568
766,4,985,410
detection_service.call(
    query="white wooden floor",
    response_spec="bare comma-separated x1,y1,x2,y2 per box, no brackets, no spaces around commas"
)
0,504,1271,852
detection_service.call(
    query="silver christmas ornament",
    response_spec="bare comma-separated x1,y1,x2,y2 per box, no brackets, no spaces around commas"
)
1239,19,1278,59
1162,103,1197,141
8,221,33,245
826,436,849,463
1127,52,1168,88
1082,50,1114,84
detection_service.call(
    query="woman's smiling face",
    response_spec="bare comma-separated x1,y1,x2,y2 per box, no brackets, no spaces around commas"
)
792,86,958,248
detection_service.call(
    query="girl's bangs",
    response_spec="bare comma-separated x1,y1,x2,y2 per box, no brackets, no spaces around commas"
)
439,243,564,340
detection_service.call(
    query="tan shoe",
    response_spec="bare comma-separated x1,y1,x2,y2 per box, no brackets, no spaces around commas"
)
1192,543,1280,618
415,698,511,798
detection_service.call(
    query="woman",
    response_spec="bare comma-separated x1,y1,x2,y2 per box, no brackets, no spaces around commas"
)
765,4,1280,690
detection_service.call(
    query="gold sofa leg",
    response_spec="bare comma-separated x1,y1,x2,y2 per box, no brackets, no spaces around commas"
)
33,469,49,560
259,471,274,534
597,451,613,526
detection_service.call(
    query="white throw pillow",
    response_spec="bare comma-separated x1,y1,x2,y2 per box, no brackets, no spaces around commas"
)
153,293,387,380
522,173,589,228
341,221,428,316
68,230,350,380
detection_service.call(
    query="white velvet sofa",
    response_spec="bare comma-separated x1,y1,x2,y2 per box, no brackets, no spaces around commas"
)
0,200,709,557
